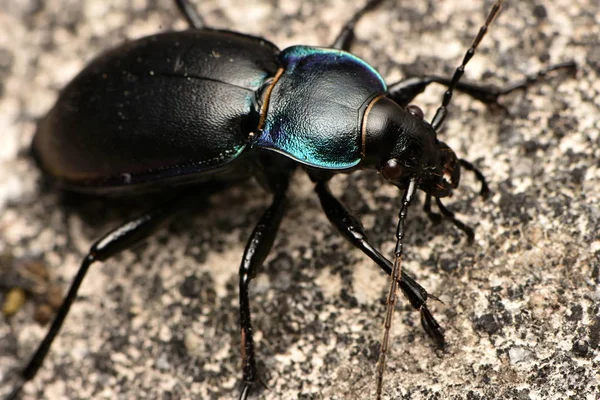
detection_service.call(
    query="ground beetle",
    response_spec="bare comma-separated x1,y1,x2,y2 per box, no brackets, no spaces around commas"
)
4,0,575,398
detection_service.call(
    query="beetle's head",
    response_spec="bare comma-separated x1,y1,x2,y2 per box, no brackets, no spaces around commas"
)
363,96,460,197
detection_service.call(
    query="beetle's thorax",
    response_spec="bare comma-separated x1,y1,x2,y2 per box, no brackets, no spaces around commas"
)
251,45,386,170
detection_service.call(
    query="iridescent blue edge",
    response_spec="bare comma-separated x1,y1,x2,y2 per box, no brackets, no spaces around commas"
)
253,46,387,170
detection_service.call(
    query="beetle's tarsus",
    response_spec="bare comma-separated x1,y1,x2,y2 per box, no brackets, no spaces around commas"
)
497,60,578,98
388,60,577,110
427,292,443,304
5,377,24,400
458,159,491,200
420,306,446,350
239,383,252,400
435,198,475,242
425,194,477,241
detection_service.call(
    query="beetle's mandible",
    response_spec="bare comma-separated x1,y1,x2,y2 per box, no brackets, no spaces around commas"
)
3,0,576,399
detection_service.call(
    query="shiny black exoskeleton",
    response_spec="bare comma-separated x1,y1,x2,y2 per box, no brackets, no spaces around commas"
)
6,0,575,399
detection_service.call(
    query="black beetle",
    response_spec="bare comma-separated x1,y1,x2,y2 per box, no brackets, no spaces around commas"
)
4,0,576,399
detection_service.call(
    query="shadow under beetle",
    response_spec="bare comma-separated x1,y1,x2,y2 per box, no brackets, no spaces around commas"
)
5,0,576,399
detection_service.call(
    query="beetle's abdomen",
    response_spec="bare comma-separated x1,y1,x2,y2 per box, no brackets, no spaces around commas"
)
254,45,386,170
33,29,280,191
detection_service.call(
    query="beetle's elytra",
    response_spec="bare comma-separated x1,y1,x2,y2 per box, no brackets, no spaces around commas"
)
3,0,577,399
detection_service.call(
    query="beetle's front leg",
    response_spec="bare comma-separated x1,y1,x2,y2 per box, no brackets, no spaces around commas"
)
387,61,576,107
314,181,444,348
238,178,289,400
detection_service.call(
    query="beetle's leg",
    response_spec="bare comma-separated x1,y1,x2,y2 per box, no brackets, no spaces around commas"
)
5,196,192,400
459,159,490,199
314,181,445,348
426,192,484,242
434,197,474,243
423,194,442,225
387,61,576,107
238,176,290,400
331,0,384,51
174,0,205,29
423,193,476,242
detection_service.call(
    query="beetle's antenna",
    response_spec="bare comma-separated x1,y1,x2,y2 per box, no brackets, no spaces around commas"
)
431,0,505,131
375,178,417,399
375,5,506,395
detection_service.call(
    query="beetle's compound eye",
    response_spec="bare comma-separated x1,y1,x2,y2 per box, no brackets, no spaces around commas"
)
407,104,424,119
381,159,404,181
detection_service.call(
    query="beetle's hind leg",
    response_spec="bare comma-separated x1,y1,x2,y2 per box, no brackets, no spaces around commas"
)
314,181,445,348
174,0,205,29
331,0,385,51
5,195,195,400
387,61,576,107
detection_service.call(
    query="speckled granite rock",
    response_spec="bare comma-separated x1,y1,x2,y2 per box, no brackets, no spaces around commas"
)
0,1,598,399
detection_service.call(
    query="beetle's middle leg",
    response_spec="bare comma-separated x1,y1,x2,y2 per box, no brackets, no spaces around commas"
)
331,0,385,51
314,181,445,348
174,0,205,29
238,168,292,400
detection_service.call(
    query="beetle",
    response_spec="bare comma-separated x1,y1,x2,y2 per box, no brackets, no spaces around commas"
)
4,0,575,399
